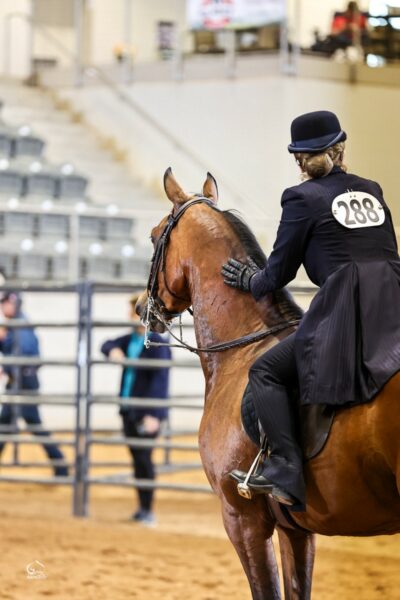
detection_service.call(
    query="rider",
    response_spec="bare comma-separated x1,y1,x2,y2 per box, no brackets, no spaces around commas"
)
222,110,400,510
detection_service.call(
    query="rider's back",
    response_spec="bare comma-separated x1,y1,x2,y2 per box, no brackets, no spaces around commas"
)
285,167,399,288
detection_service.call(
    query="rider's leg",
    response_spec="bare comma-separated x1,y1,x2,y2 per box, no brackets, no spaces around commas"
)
249,333,305,507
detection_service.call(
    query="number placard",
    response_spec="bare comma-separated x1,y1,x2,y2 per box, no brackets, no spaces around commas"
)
332,192,385,229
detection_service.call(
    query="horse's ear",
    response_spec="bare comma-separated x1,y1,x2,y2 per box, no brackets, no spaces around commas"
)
202,172,218,204
163,167,191,206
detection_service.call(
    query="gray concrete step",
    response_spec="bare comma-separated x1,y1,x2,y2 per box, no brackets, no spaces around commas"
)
0,78,165,217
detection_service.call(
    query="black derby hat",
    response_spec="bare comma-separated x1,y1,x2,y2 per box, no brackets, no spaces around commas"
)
288,110,346,154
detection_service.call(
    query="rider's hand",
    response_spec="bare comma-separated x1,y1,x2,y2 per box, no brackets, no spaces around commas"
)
221,257,260,292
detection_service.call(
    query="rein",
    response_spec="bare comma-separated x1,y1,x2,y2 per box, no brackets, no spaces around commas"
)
144,197,300,355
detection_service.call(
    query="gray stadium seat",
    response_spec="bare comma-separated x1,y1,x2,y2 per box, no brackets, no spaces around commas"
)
12,125,45,158
78,215,103,239
0,124,44,159
17,253,49,280
51,254,69,280
119,258,150,281
81,255,118,280
104,217,134,240
0,253,15,279
0,211,35,236
0,160,25,196
0,125,13,157
22,162,58,198
38,213,69,239
57,163,88,199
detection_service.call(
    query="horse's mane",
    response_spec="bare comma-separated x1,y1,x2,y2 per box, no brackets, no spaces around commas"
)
220,209,267,268
216,208,304,321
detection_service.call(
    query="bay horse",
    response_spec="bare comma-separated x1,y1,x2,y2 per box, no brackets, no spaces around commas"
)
137,169,400,600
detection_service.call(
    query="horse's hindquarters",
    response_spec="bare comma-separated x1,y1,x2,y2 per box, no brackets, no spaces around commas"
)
293,375,400,536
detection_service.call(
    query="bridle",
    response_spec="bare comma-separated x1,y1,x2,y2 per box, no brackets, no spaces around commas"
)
144,197,301,354
147,196,213,314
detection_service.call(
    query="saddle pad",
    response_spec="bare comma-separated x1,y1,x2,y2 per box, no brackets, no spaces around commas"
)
241,383,335,461
241,383,260,446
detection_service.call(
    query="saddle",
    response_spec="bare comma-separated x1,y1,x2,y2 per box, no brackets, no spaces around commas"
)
241,383,335,462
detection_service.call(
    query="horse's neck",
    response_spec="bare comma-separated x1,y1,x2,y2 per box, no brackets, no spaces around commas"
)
190,278,263,373
183,209,282,380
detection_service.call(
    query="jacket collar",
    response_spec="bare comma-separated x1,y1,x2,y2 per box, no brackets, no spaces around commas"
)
330,165,345,175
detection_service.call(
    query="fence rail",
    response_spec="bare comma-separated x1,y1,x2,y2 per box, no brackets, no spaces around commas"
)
0,281,209,516
0,280,315,516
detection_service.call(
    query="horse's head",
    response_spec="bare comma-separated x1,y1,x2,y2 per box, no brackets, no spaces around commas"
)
136,168,218,332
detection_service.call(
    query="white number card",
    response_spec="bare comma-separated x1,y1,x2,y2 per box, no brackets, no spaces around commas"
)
332,191,385,229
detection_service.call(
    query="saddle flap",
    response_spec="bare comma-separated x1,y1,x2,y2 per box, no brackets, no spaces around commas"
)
300,404,335,461
241,384,335,461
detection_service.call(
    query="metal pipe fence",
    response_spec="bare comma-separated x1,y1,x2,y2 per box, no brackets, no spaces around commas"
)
0,281,316,516
0,281,208,517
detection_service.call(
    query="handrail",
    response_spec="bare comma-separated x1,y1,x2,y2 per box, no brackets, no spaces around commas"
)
4,11,270,219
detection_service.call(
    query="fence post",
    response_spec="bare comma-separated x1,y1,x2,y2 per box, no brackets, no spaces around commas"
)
81,280,93,515
11,293,23,465
72,282,88,516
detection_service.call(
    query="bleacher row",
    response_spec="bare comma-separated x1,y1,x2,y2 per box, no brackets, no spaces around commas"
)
0,99,150,282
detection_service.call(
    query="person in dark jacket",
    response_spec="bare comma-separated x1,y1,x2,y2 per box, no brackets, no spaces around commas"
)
0,292,68,476
222,110,400,509
101,293,171,526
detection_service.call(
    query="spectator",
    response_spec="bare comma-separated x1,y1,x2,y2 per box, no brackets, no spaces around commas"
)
331,2,369,49
311,2,369,57
0,292,68,477
101,293,171,526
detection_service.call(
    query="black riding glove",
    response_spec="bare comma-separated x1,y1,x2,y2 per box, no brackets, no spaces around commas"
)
221,257,260,292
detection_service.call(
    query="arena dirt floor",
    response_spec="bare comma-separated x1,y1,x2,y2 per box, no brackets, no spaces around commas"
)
0,437,399,600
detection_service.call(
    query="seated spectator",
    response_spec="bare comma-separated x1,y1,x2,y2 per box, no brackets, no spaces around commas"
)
311,2,369,57
101,293,171,527
331,1,369,49
0,292,68,477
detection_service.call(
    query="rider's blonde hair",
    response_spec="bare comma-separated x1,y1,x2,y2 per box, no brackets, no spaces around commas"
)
295,142,347,180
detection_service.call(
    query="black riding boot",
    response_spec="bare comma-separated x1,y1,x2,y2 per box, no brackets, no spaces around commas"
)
252,382,305,508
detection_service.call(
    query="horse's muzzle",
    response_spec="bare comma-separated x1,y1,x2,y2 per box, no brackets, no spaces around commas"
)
148,310,167,333
137,296,167,334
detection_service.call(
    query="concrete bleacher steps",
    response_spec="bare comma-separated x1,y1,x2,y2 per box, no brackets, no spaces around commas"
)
0,79,166,282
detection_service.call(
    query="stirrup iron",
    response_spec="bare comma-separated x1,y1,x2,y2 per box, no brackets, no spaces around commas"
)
237,434,268,500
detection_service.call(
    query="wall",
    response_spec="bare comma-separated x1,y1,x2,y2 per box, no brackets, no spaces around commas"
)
56,72,400,246
0,0,32,78
88,0,190,65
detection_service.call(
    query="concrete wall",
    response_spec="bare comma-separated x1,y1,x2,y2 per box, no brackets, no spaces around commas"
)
0,0,32,78
56,72,400,247
88,0,190,65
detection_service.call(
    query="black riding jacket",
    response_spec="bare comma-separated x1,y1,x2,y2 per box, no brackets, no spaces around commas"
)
251,166,400,406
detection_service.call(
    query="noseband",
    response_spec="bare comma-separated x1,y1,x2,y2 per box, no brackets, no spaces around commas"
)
144,197,301,354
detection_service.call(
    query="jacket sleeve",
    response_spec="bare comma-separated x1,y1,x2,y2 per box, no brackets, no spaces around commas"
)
101,334,130,357
250,188,314,301
18,328,40,356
